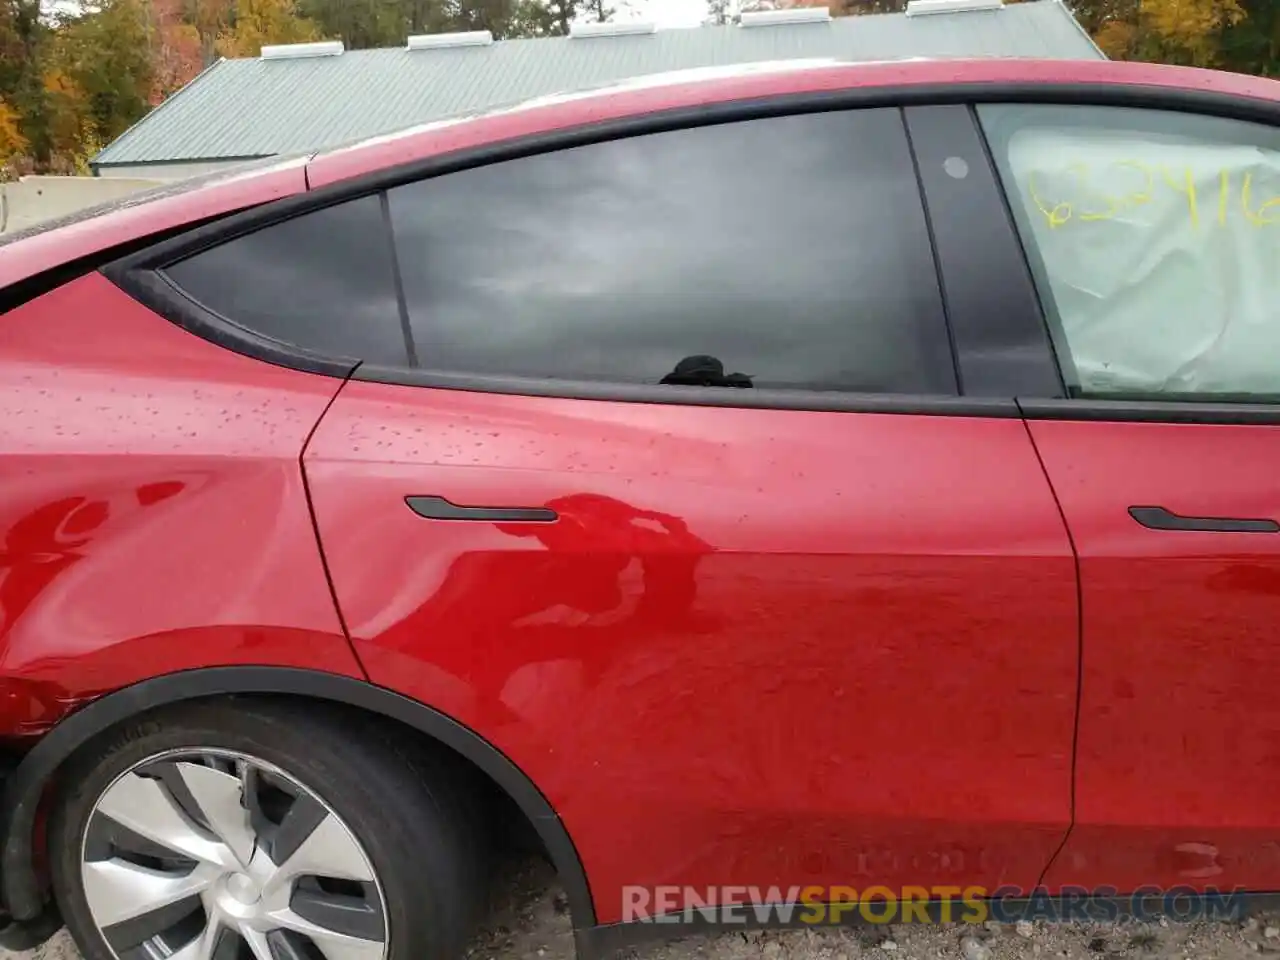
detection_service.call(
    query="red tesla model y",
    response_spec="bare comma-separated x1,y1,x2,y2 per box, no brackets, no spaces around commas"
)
3,53,1280,960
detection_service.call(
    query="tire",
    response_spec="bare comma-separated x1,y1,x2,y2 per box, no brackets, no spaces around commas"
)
48,698,490,960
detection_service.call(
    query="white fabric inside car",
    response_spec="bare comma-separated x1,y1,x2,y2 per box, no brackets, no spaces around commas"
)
1003,123,1280,397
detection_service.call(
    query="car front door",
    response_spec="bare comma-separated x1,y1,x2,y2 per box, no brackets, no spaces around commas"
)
158,102,1081,926
980,99,1280,895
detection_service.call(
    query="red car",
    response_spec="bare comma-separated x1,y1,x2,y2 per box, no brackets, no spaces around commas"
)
4,52,1280,960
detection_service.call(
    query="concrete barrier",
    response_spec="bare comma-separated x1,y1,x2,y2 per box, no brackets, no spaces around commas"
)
0,175,165,235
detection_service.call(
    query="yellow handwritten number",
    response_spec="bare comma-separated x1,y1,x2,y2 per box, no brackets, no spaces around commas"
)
1161,166,1199,229
1242,171,1280,226
1069,163,1122,222
1027,172,1072,229
1113,159,1154,206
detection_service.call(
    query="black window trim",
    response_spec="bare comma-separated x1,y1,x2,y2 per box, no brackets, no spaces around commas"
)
1016,397,1280,426
122,266,363,380
903,102,1065,400
102,78,1280,421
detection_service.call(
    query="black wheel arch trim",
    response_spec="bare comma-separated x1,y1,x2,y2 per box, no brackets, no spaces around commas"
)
0,666,597,932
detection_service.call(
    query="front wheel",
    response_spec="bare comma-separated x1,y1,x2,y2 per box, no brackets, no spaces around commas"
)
49,700,488,960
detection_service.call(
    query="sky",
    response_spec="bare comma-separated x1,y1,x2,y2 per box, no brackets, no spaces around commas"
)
625,0,711,28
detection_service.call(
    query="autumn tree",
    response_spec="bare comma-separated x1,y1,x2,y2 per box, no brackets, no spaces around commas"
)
0,1,41,100
0,96,27,172
1218,0,1280,75
38,66,93,171
54,1,154,137
182,0,233,65
0,0,44,169
294,0,401,46
145,0,203,103
297,0,580,45
1070,0,1246,66
215,0,319,56
1144,0,1244,65
1067,0,1134,33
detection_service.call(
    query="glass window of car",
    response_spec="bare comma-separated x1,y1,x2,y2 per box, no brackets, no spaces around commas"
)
386,110,957,395
161,194,409,367
980,103,1280,402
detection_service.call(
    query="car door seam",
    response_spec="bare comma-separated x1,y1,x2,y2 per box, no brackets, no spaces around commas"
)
299,362,369,681
1018,404,1085,891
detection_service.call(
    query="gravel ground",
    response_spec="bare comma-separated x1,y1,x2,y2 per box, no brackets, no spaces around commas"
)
7,859,1279,960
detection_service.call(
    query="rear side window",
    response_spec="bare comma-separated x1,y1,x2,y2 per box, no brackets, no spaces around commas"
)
386,110,956,394
156,111,957,396
981,103,1280,402
162,194,408,366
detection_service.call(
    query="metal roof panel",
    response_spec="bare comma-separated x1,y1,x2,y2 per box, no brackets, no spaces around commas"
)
93,0,1102,166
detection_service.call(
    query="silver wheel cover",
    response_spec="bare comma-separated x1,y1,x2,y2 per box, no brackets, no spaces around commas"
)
79,748,389,960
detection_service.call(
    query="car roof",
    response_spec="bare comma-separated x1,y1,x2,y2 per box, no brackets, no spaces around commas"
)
6,56,1280,292
306,56,1280,185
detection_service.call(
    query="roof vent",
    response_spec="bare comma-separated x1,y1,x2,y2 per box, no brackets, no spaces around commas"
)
568,20,657,37
261,39,344,59
407,29,494,49
905,0,1001,15
739,6,831,26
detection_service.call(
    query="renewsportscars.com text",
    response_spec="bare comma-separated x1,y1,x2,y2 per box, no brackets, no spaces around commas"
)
621,885,1250,926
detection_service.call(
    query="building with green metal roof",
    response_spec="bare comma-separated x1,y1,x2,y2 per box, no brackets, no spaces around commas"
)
90,0,1103,180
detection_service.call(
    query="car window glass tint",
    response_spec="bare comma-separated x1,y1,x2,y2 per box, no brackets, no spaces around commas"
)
387,110,956,395
980,103,1280,402
162,194,408,367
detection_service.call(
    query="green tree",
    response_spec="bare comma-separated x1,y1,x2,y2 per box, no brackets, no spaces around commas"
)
299,0,565,45
297,0,408,47
0,1,41,101
49,0,155,151
1219,0,1280,75
505,0,597,35
0,0,46,166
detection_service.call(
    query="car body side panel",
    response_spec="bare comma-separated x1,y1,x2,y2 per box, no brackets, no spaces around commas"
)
1031,419,1280,894
305,381,1080,924
0,273,363,735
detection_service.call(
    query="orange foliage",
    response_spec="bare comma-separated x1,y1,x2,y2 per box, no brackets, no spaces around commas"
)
1141,0,1244,66
1094,18,1139,59
149,0,204,103
0,97,27,161
214,0,319,58
40,68,88,158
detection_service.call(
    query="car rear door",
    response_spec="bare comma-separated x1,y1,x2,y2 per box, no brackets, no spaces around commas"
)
978,99,1280,894
155,102,1080,925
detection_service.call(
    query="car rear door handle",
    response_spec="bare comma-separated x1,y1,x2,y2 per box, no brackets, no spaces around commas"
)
405,495,557,523
1128,505,1280,534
